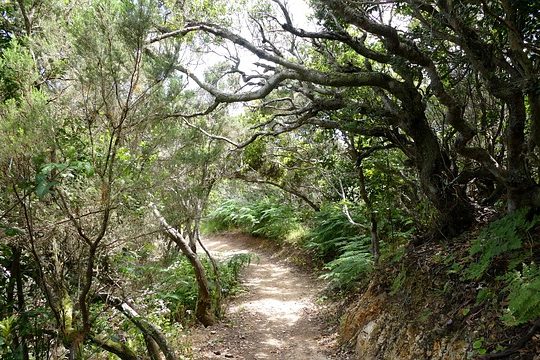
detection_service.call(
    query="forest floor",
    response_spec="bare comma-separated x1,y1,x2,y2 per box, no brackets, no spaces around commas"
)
188,233,351,360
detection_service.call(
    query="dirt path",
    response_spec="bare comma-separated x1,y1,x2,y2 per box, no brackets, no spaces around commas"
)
189,233,345,360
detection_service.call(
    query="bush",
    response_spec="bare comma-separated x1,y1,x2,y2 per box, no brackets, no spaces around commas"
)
218,253,254,296
114,248,251,325
155,253,252,324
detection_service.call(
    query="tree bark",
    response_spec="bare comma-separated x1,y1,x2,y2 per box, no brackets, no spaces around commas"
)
399,99,474,237
234,174,321,212
13,246,29,360
150,203,216,326
103,295,178,360
197,234,223,317
529,93,540,152
505,94,540,211
90,335,140,360
142,333,165,360
357,165,380,263
121,303,177,360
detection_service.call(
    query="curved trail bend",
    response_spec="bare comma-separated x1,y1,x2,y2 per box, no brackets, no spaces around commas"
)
190,233,344,360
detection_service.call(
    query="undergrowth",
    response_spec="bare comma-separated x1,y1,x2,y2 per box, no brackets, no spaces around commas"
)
307,204,373,289
462,208,540,327
205,199,381,289
466,207,540,280
115,248,252,325
203,198,305,242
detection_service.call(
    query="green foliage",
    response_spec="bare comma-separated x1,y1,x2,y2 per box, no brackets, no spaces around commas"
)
475,287,495,306
242,139,266,171
155,253,252,323
0,315,18,359
307,204,373,288
249,199,299,240
155,258,200,322
320,239,373,289
203,197,302,242
461,209,540,327
0,40,38,101
218,253,254,296
466,208,540,280
472,337,487,355
502,262,540,326
203,200,234,232
306,204,367,261
115,248,251,325
0,315,15,346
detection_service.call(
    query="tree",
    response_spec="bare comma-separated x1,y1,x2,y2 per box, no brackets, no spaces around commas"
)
0,0,186,357
146,113,237,326
148,0,539,237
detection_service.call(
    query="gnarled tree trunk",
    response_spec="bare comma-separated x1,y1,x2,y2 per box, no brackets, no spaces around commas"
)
401,99,474,237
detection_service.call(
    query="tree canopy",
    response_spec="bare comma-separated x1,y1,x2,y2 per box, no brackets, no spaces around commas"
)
1,0,539,358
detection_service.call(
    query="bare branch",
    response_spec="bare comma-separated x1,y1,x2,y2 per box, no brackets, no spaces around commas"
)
338,179,368,230
273,0,391,63
234,174,321,211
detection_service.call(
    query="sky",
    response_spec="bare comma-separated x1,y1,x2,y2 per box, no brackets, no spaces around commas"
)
187,0,316,91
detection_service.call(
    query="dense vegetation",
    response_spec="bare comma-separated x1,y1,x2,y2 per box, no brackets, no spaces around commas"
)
1,0,539,358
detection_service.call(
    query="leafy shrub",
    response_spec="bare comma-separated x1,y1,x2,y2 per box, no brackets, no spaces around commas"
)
218,253,254,296
0,315,16,358
114,247,252,325
154,253,252,324
155,258,200,322
461,208,540,327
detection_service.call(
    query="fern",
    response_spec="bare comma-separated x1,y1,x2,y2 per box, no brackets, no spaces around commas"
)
307,205,373,288
306,204,367,261
466,208,540,280
203,199,244,232
203,197,302,241
218,253,255,296
502,262,540,326
321,239,373,289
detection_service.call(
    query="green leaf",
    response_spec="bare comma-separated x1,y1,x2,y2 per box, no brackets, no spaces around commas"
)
35,178,56,198
473,338,484,350
4,227,22,236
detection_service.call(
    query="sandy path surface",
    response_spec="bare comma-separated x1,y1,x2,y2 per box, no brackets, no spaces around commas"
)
189,233,343,360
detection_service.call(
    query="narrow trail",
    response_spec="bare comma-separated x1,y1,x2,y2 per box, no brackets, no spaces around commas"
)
189,233,344,360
